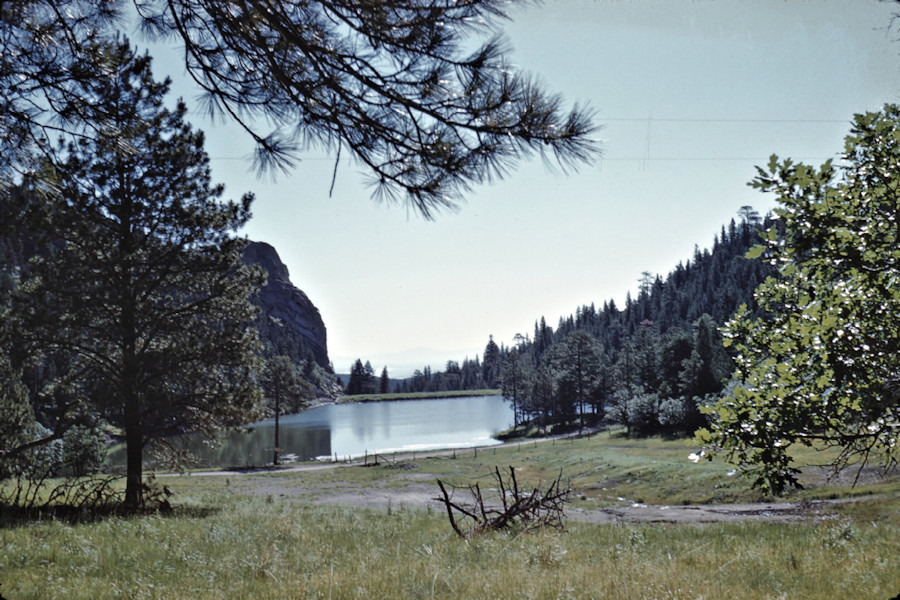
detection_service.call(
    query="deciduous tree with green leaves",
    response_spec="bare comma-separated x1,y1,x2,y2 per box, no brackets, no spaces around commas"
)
701,105,900,494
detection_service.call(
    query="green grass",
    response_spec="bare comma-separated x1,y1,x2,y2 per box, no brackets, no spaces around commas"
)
2,495,898,599
2,430,899,599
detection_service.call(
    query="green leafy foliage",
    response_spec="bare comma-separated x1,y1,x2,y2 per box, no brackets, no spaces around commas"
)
702,105,900,495
61,424,107,477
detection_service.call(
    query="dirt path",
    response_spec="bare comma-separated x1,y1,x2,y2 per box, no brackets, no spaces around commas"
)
225,476,843,524
568,500,842,524
173,439,849,525
195,471,846,524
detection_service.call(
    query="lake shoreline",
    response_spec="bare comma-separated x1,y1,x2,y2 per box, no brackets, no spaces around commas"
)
136,394,515,469
312,388,501,407
172,423,597,477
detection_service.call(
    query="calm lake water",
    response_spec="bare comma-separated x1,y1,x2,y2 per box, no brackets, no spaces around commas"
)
161,395,513,469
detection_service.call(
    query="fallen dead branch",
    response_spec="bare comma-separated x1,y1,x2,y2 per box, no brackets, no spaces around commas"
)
434,466,571,538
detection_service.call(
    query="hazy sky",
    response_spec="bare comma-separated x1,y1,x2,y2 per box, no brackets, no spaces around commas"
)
141,0,900,377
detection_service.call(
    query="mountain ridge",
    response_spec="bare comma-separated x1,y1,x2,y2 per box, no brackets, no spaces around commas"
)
243,241,329,369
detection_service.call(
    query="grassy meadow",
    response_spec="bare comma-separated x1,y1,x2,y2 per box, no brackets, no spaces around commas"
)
2,431,898,599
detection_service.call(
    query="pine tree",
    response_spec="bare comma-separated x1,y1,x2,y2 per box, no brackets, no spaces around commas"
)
4,1,598,216
0,352,38,479
500,349,531,427
346,359,366,395
261,356,312,465
482,335,502,388
551,331,604,427
379,367,390,395
363,361,376,395
7,42,264,507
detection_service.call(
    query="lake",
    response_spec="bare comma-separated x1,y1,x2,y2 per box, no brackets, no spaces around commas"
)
163,395,514,468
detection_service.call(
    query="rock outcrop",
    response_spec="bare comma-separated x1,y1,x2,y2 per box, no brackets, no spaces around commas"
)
243,241,329,369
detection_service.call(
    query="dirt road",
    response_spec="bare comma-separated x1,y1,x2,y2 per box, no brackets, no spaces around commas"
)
174,441,847,525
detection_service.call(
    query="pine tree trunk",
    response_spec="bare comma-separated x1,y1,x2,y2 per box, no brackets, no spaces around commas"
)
124,416,143,508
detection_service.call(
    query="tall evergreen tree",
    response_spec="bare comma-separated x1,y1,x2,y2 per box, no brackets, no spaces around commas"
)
379,367,390,395
346,359,367,395
482,335,502,388
0,352,38,479
261,355,312,465
363,361,376,395
551,331,604,427
500,348,530,427
6,42,264,507
691,314,731,397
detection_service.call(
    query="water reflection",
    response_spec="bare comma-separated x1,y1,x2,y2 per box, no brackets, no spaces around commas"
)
147,395,512,469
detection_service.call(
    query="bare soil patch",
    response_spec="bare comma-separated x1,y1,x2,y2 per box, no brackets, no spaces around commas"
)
176,450,849,525
568,499,845,524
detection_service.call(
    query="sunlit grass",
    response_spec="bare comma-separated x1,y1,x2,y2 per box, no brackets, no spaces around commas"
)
162,427,899,509
3,429,899,599
2,493,898,599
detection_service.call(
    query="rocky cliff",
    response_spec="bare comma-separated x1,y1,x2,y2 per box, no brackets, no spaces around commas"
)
243,241,329,369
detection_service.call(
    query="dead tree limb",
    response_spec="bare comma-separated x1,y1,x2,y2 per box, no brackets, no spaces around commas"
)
436,479,464,538
434,466,571,538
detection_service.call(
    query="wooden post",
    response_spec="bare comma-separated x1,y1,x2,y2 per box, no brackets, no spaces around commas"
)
273,392,280,466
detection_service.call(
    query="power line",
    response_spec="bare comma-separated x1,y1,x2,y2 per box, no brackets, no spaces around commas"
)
207,116,850,161
601,156,836,162
604,117,848,124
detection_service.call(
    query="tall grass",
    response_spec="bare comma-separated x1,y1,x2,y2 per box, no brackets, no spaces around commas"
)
2,493,898,599
2,431,898,599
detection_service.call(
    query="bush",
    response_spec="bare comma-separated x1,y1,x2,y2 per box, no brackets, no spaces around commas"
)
608,388,662,436
626,392,661,436
658,397,688,431
5,423,62,478
62,424,107,477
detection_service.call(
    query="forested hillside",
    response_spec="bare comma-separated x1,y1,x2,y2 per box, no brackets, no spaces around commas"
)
508,209,778,434
370,209,777,436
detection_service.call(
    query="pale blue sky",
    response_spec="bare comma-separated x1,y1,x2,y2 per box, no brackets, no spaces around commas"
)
139,0,900,377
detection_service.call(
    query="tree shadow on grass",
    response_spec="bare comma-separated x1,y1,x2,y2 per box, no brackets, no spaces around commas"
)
0,474,223,529
0,500,223,529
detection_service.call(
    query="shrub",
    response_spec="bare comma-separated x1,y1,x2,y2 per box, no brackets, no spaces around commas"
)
62,424,107,477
